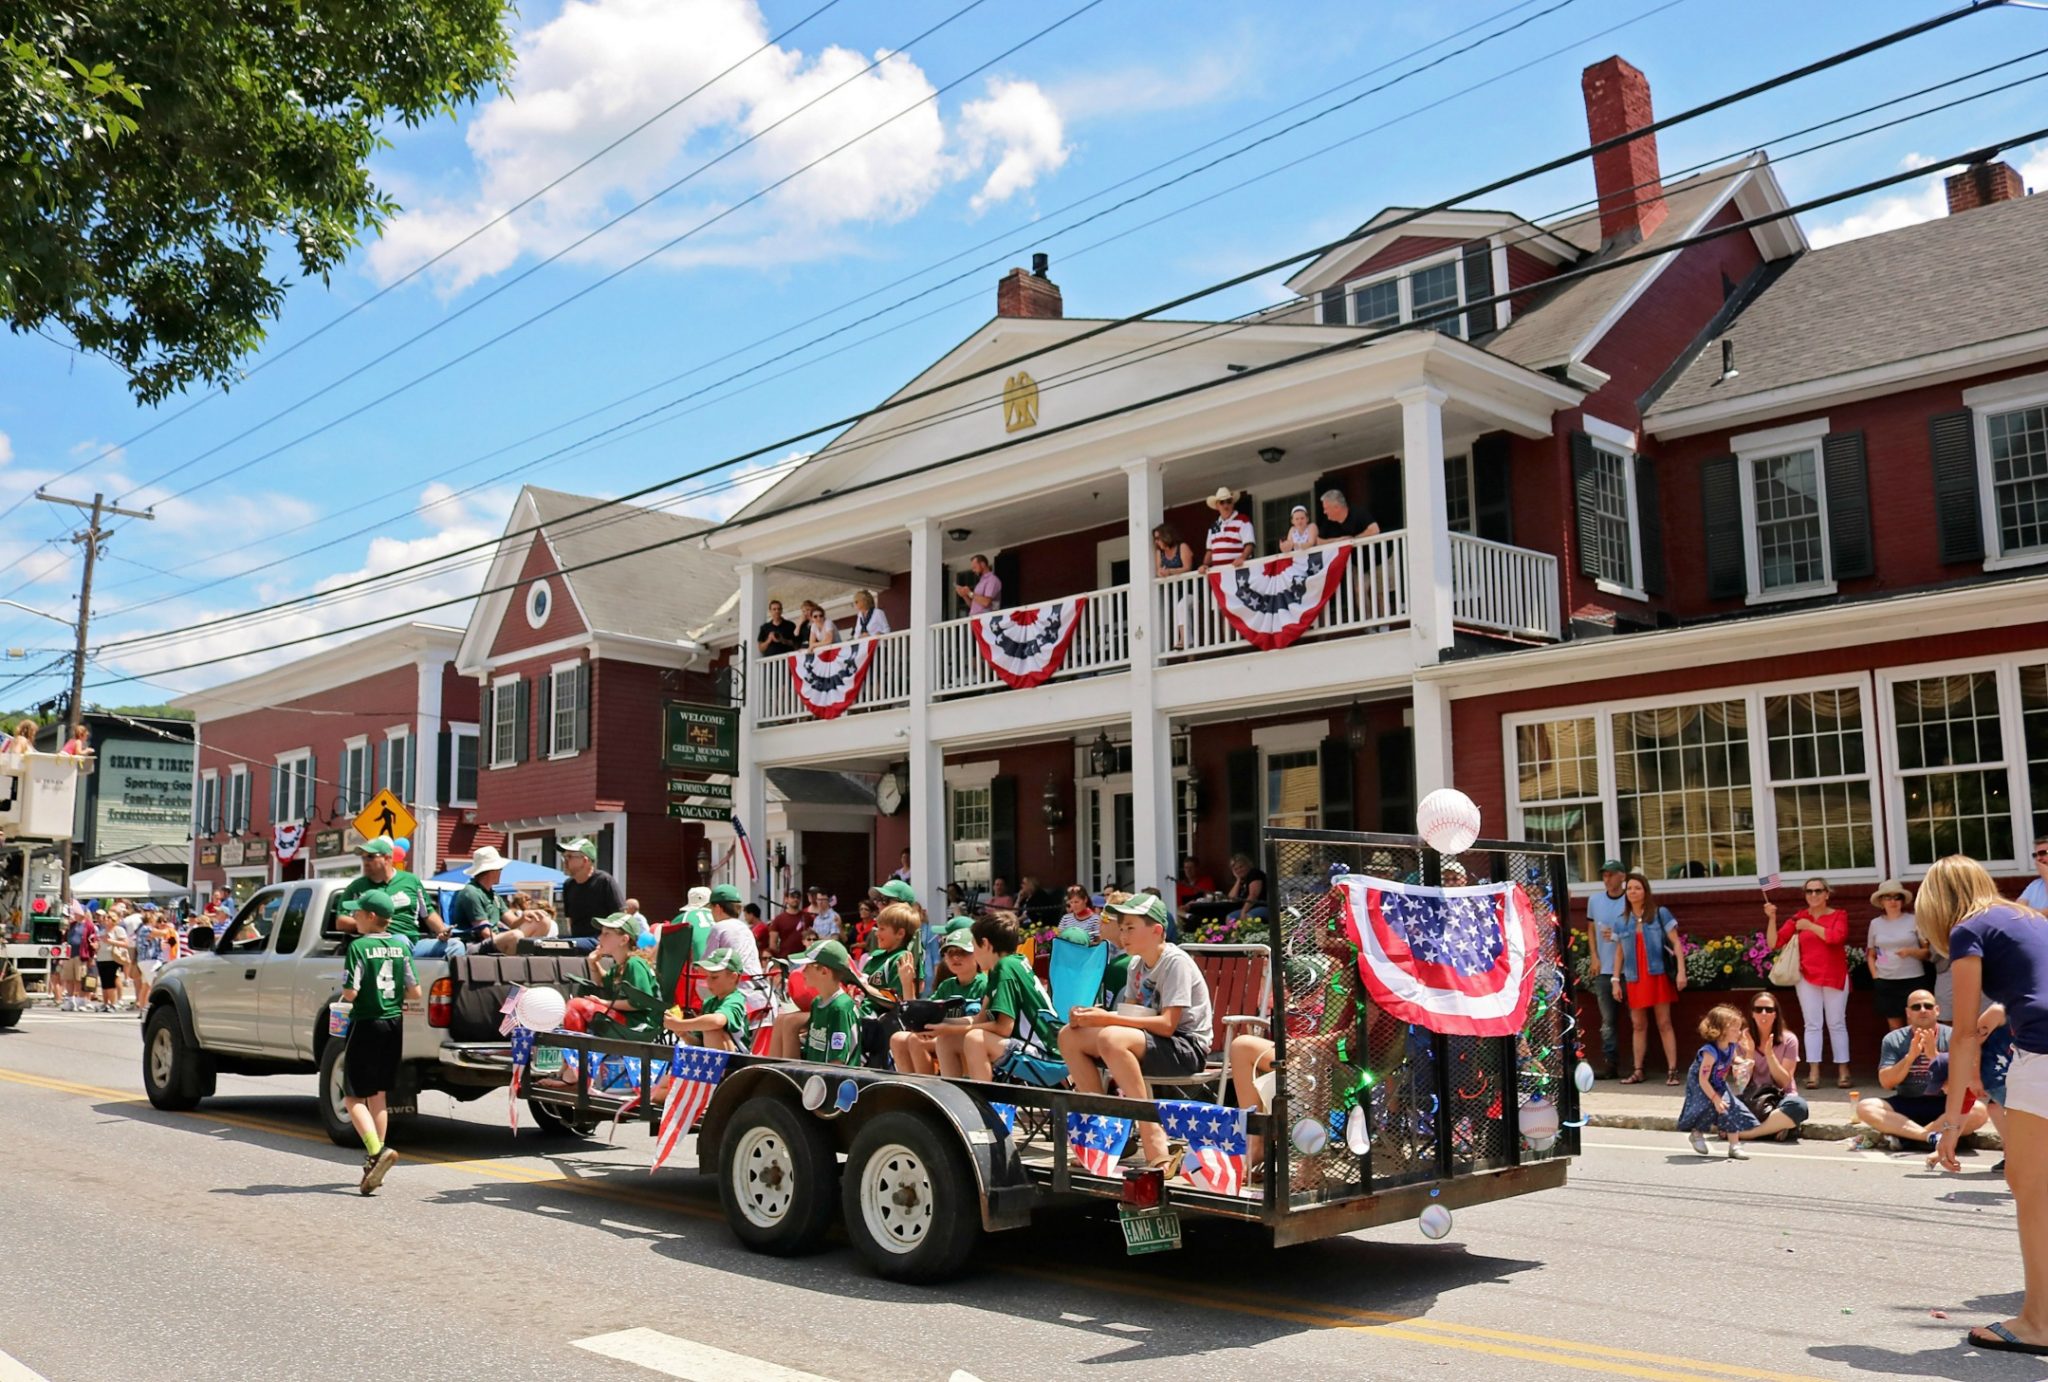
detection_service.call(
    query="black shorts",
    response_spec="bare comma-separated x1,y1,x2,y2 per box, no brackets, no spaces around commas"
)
1873,976,1927,1020
1138,1032,1207,1077
96,960,121,990
1888,1094,1947,1126
344,1016,404,1099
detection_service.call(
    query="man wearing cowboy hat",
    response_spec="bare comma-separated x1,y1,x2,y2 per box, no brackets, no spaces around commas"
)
449,846,510,946
952,553,1002,615
1199,487,1254,570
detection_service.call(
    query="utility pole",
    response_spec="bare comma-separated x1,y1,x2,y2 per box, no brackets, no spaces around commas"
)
34,491,153,740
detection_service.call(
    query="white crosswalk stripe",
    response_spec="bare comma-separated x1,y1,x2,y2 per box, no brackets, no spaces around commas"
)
573,1328,840,1382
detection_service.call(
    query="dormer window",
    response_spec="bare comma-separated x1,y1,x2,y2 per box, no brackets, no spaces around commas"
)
1316,240,1497,340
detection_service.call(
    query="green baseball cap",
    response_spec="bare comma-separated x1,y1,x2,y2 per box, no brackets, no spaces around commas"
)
560,837,599,862
870,879,917,905
707,883,744,906
797,938,858,981
939,927,976,953
595,912,646,939
354,837,395,858
1600,858,1626,874
698,947,744,974
1107,892,1169,926
353,888,396,918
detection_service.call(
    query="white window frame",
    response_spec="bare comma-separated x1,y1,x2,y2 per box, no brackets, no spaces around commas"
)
384,725,412,803
1502,673,1885,894
449,723,479,807
548,659,581,759
339,735,369,815
1733,417,1835,605
227,765,250,833
1965,371,2048,572
197,769,219,835
1875,652,2044,877
489,674,519,769
275,748,313,825
943,761,998,890
525,579,552,629
1338,245,1477,340
1583,415,1647,601
1442,452,1476,536
1253,720,1326,833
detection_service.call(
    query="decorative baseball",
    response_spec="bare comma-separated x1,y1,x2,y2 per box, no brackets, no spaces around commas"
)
1574,1060,1597,1094
1418,1204,1454,1239
1417,787,1482,856
1344,1104,1372,1156
514,985,567,1033
1291,1117,1330,1156
1521,1096,1561,1152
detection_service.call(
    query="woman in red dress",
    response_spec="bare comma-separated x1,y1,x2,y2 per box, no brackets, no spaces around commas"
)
1609,872,1688,1083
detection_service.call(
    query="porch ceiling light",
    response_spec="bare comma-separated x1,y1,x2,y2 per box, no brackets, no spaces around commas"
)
1345,700,1369,752
946,527,972,542
1259,446,1285,466
1087,730,1118,778
1041,774,1066,831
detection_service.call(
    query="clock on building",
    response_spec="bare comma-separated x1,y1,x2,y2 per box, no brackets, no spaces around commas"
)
876,767,905,816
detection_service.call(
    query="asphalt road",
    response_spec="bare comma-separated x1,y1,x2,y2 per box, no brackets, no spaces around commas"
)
1,1010,2043,1382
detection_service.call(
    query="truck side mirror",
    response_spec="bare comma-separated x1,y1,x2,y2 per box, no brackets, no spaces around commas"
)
185,924,215,953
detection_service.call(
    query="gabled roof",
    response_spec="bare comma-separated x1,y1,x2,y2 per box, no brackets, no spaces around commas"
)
1283,208,1581,297
1645,190,2048,429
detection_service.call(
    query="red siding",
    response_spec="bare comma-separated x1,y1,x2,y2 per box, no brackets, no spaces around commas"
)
1340,236,1465,283
1505,245,1559,318
440,664,479,723
489,533,587,660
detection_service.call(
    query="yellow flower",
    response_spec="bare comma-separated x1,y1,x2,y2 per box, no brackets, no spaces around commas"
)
1721,964,1733,974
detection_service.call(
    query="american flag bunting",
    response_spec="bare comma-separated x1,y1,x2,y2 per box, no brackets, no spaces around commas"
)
651,1046,732,1173
1158,1099,1249,1196
1066,1113,1132,1178
507,1026,536,1133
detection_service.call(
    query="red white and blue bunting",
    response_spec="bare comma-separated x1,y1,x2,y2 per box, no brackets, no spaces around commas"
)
1206,544,1351,650
969,597,1087,689
1337,874,1540,1038
791,640,875,719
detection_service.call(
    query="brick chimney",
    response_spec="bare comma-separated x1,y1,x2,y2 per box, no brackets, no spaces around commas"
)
1582,56,1667,248
996,252,1062,319
1946,160,2027,215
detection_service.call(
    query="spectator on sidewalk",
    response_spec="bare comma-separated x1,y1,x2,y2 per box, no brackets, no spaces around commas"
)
1585,859,1627,1078
1677,1004,1761,1158
1611,872,1684,1084
1853,987,1987,1148
765,889,807,960
57,905,94,1010
1866,879,1929,1032
1733,992,1809,1141
2022,835,2048,913
1767,878,1853,1088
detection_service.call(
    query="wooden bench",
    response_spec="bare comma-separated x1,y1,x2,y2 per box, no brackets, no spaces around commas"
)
1149,943,1271,1103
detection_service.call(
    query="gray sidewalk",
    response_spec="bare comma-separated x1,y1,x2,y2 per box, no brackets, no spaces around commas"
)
1578,1078,2003,1148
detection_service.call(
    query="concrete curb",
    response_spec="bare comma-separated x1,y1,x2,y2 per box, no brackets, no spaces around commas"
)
1585,1112,2003,1150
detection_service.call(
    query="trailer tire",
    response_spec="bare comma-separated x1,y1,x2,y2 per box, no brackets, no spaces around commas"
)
317,1037,356,1146
0,1006,21,1030
840,1109,981,1283
528,1098,601,1139
718,1095,838,1256
143,1005,203,1110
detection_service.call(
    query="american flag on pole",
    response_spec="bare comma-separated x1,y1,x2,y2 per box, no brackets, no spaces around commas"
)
732,818,758,883
1758,872,1781,893
507,1026,536,1133
651,1046,732,1173
1066,1113,1132,1178
1158,1100,1248,1196
1337,874,1540,1038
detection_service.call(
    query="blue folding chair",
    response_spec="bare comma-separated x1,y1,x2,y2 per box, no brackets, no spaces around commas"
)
995,935,1107,1089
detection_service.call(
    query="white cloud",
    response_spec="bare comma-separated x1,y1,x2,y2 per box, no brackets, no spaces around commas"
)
367,0,1070,293
1807,144,2047,248
1048,52,1247,121
0,431,12,466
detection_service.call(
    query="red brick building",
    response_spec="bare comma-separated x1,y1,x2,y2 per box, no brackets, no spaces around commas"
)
177,623,500,905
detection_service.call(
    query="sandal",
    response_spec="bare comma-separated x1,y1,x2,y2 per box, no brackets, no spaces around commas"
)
1665,1070,1683,1086
1805,1064,1821,1087
1836,1069,1854,1089
1146,1140,1189,1180
1621,1069,1645,1084
1969,1322,2048,1356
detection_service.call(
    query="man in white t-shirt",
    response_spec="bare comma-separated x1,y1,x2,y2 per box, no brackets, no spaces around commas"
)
2021,834,2048,912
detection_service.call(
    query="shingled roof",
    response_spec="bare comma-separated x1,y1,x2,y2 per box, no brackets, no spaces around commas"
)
1647,190,2048,421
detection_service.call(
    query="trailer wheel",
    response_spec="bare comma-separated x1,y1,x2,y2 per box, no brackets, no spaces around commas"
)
841,1110,981,1283
317,1037,356,1146
527,1097,601,1139
0,1006,21,1030
718,1095,838,1256
142,1005,202,1110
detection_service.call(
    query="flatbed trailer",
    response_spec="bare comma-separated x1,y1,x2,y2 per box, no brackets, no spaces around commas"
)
519,829,1581,1281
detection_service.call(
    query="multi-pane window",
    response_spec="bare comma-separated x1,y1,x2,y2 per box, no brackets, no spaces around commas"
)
276,752,312,824
452,728,479,805
1326,252,1482,338
2026,664,2048,843
1892,671,2015,864
338,740,369,814
228,767,250,832
550,666,579,757
1750,449,1827,592
1265,749,1321,831
950,785,991,888
1351,278,1400,329
1409,261,1461,335
1988,404,2048,557
490,680,518,768
1765,688,1876,872
1588,444,1636,589
1612,700,1755,882
1444,455,1474,535
384,729,413,802
1513,717,1603,883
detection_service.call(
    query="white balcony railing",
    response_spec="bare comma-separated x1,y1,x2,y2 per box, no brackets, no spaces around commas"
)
1156,531,1409,661
1448,532,1562,641
754,629,912,727
932,585,1131,699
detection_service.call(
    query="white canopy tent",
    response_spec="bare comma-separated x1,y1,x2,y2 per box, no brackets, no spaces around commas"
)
68,861,186,898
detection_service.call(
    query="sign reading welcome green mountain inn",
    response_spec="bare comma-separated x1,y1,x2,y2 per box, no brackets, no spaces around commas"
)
663,702,738,773
94,738,195,856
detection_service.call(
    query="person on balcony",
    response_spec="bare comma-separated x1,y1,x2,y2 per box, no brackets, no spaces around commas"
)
1279,503,1320,553
755,599,799,657
1200,488,1253,570
1317,488,1379,542
1152,523,1195,648
850,590,891,637
802,601,839,649
954,554,1001,614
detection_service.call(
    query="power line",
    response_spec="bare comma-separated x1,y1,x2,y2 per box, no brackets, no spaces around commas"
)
86,1,2007,658
81,116,2048,688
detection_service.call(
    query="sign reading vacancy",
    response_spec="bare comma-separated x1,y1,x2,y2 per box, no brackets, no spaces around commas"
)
663,701,738,773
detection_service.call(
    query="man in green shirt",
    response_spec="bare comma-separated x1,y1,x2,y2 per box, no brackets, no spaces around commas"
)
335,837,440,953
796,940,862,1067
338,888,420,1196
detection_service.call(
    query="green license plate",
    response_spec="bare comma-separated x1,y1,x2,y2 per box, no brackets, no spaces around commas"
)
1119,1206,1182,1255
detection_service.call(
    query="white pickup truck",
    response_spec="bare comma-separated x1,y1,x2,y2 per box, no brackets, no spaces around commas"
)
142,877,597,1143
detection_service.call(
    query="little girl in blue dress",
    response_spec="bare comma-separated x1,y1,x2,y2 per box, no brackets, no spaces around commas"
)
1677,1004,1761,1158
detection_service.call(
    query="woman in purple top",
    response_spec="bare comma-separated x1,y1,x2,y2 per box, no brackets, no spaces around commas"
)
1922,855,2048,1356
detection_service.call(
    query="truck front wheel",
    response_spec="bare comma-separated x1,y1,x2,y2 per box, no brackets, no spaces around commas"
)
317,1037,356,1146
717,1095,838,1256
840,1110,981,1282
143,1006,203,1110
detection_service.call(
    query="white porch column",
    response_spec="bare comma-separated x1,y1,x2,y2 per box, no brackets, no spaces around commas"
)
1411,678,1455,800
906,519,947,911
1124,457,1176,891
733,561,769,900
1398,385,1455,660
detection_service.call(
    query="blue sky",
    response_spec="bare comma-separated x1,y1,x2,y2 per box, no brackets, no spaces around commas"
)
1,0,2043,701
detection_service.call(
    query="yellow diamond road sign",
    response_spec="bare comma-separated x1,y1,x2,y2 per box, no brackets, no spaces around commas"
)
353,789,418,847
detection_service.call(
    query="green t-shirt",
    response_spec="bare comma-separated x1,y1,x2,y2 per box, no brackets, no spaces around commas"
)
588,953,661,1041
801,991,861,1066
860,945,916,1016
1102,953,1132,1008
933,972,988,1005
982,953,1053,1047
703,988,752,1047
449,883,503,936
337,870,431,943
342,932,417,1022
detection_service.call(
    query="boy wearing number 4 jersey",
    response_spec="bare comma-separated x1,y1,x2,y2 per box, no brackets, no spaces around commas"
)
339,889,421,1196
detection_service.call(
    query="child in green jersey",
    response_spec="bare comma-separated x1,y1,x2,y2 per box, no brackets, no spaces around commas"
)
795,940,862,1067
934,911,1054,1081
857,903,921,1067
663,948,752,1053
891,924,987,1074
338,888,420,1196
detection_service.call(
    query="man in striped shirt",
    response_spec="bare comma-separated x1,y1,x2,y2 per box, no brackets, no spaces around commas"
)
1201,487,1254,569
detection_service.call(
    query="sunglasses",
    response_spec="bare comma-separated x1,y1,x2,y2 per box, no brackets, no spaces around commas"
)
1908,1002,1938,1011
1804,887,1828,895
2035,850,2048,861
1752,1004,1776,1013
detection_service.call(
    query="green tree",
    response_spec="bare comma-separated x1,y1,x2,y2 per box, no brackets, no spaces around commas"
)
2,2,514,404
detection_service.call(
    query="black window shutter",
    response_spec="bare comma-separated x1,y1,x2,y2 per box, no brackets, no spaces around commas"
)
1701,455,1747,600
1320,285,1345,325
513,678,530,764
1634,454,1666,596
372,741,386,810
990,774,1017,888
481,688,494,766
1377,729,1415,834
574,662,592,751
1822,429,1874,579
1225,747,1260,862
1365,460,1404,531
1461,240,1495,338
1930,410,1985,564
305,753,316,823
1471,433,1513,545
540,837,558,869
596,825,615,878
1319,736,1355,831
993,550,1021,609
1569,430,1600,578
435,729,451,807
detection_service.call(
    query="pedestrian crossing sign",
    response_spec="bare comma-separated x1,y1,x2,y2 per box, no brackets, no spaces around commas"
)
353,789,417,847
